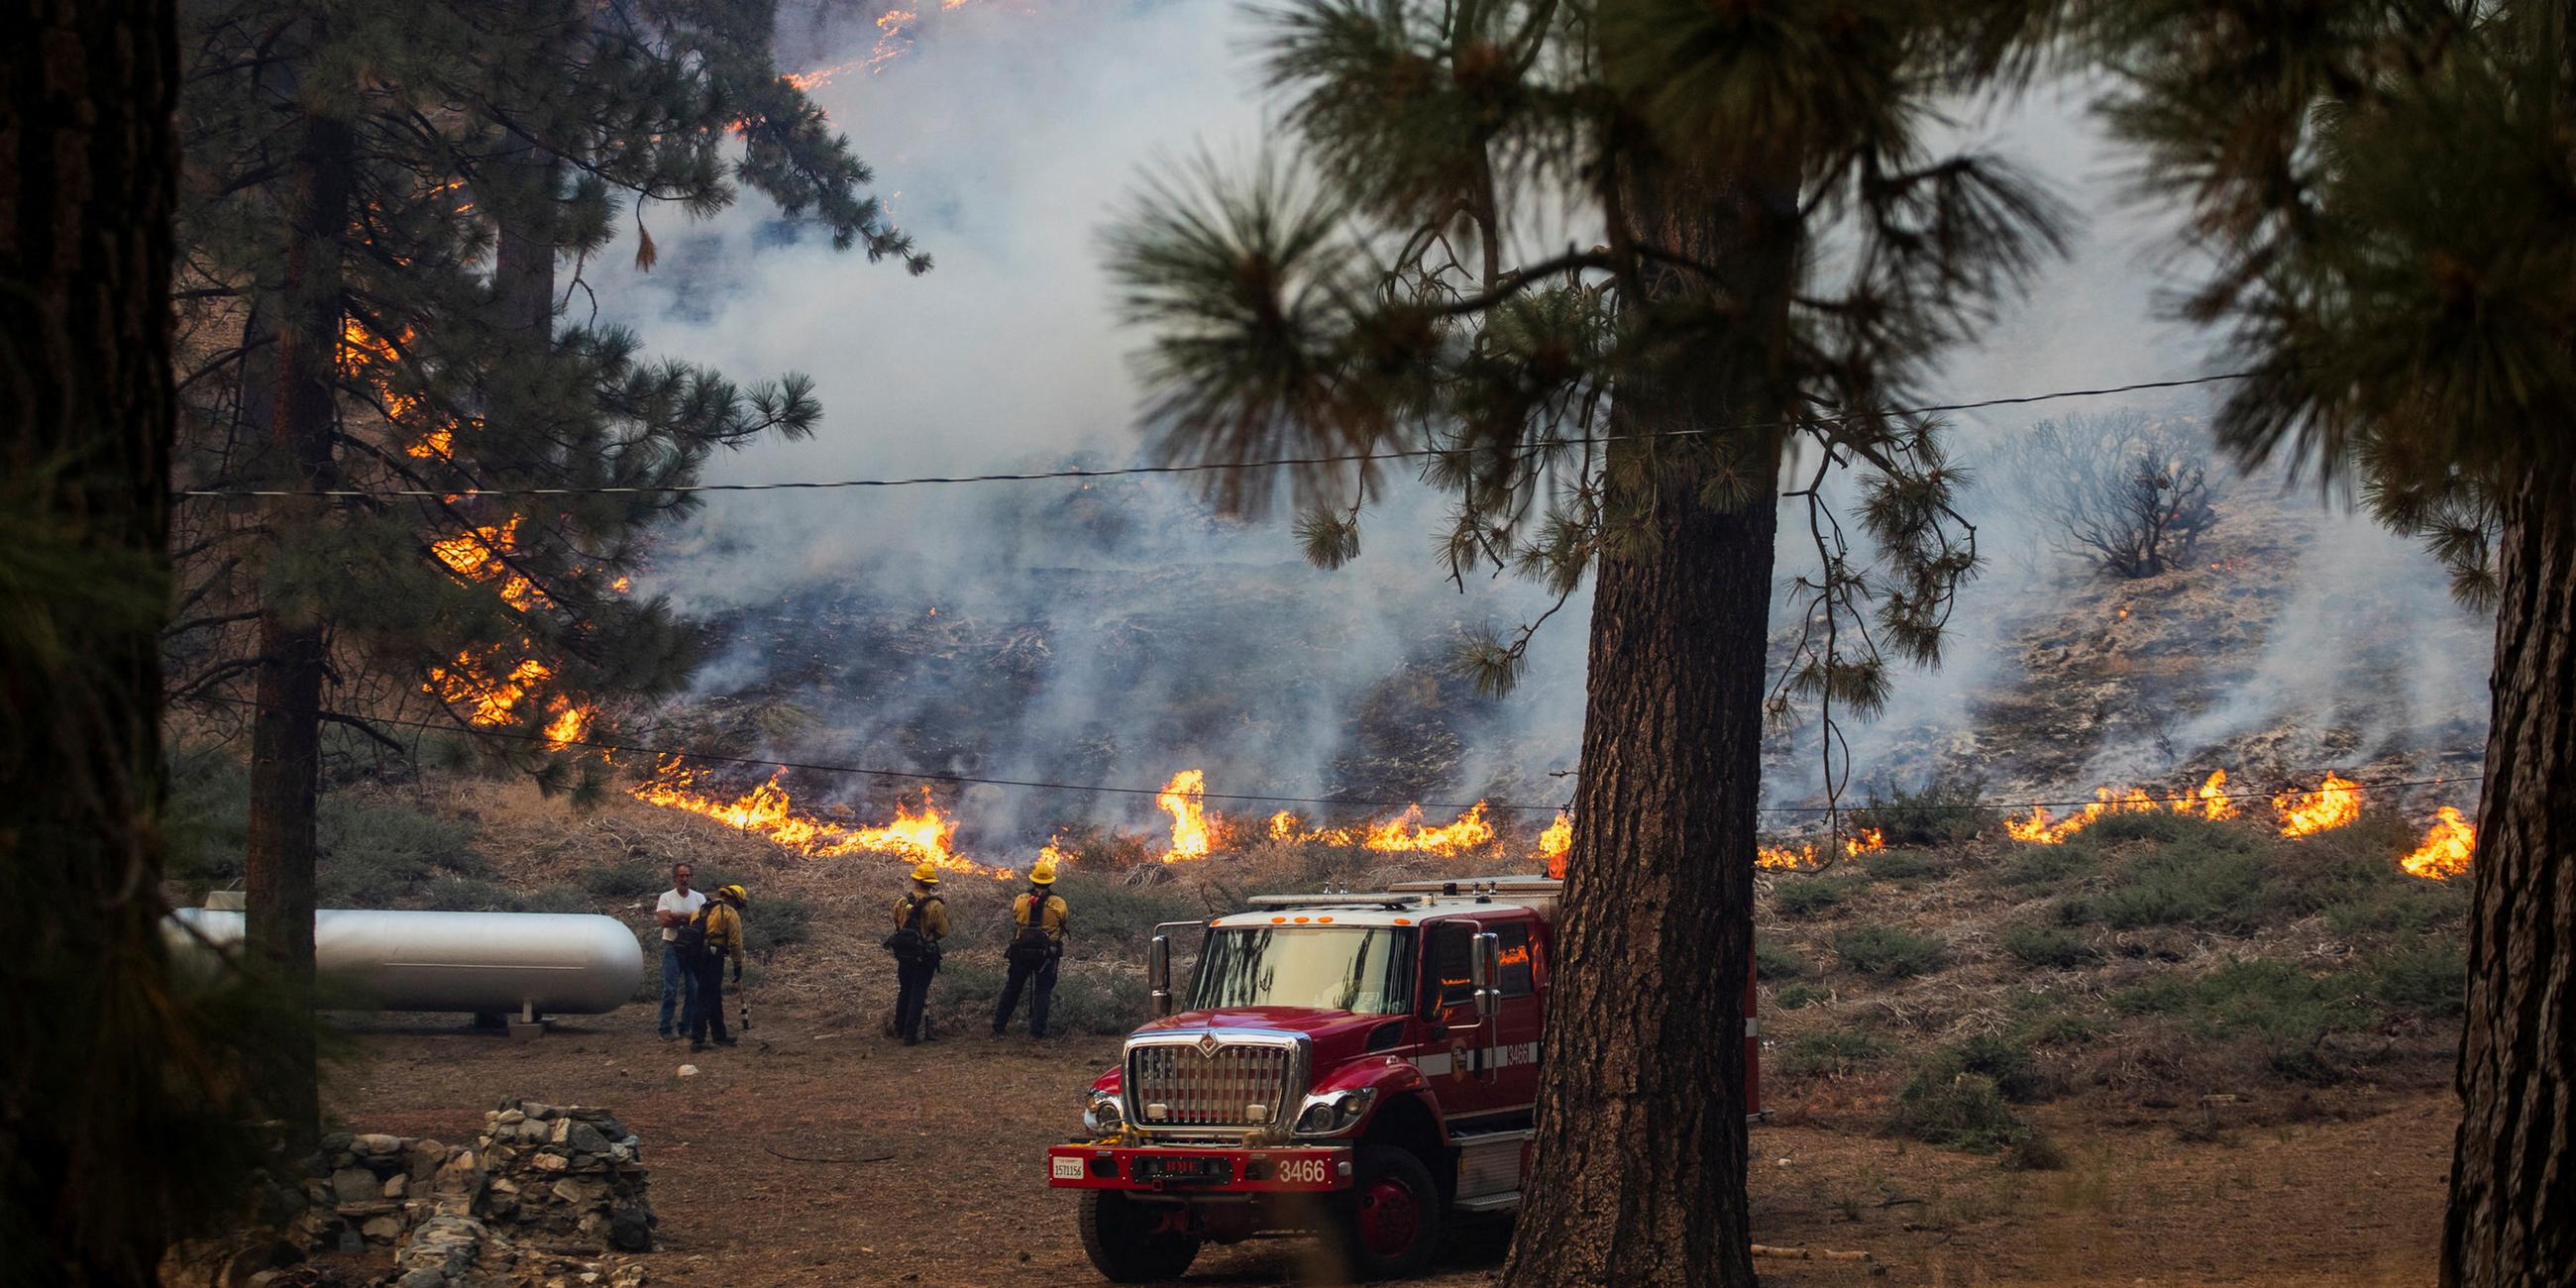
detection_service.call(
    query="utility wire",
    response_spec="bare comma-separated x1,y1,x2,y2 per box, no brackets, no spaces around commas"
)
173,373,2251,500
194,696,2480,818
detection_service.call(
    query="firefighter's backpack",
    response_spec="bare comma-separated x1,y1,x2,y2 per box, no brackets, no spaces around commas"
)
675,902,718,961
882,895,943,964
1006,890,1057,966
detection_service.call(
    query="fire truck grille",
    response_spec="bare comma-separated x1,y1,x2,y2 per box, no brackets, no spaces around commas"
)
1127,1043,1293,1129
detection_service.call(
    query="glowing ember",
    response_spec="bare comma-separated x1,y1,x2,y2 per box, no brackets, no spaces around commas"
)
2275,773,2364,837
1156,769,1211,861
1539,812,1571,879
631,764,1011,877
541,704,591,750
2399,806,2475,880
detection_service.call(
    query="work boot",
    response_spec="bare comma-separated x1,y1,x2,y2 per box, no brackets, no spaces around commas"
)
690,1039,707,1052
902,1035,918,1047
990,1027,1008,1038
715,1035,738,1047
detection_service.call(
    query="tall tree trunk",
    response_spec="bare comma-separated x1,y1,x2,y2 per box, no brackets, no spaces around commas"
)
0,0,184,1280
243,86,354,1145
2442,469,2576,1288
1503,147,1799,1288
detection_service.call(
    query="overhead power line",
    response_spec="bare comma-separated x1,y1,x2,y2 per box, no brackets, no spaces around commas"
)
174,372,2252,500
196,696,2479,819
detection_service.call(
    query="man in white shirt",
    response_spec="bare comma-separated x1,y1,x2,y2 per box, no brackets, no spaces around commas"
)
654,863,707,1039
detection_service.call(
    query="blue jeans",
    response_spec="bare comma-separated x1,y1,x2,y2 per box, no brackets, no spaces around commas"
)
659,941,698,1033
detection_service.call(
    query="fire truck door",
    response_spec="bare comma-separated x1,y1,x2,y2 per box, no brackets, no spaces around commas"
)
1423,919,1543,1116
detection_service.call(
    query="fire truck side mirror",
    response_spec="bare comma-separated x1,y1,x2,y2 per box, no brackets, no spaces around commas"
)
1470,931,1501,1022
1147,935,1173,1018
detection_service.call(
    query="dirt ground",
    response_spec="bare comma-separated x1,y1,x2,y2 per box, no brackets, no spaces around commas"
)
328,973,2451,1288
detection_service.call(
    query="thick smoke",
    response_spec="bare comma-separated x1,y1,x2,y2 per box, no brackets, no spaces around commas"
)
590,4,2488,854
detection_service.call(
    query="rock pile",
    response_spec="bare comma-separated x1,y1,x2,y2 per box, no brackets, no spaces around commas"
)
172,1100,656,1287
469,1101,655,1253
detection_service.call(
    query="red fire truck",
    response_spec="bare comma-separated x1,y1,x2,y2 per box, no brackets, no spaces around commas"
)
1046,876,1760,1281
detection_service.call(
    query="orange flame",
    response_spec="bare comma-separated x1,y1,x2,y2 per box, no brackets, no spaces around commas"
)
1538,812,1571,879
1362,802,1495,856
2399,806,2474,880
2179,769,2237,820
2275,773,2363,837
426,649,552,726
630,765,1012,878
2004,787,2165,845
1757,827,1886,871
1156,769,1210,861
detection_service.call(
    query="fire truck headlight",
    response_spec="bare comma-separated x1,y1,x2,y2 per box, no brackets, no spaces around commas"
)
1083,1092,1124,1135
1293,1087,1377,1136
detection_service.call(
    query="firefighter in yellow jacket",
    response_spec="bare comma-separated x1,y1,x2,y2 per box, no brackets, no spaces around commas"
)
686,884,748,1052
887,862,948,1045
992,855,1068,1038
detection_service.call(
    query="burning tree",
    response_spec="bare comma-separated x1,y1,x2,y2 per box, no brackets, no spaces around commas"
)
2010,410,2221,577
1103,3,2066,1282
2085,2,2574,1281
169,0,922,1136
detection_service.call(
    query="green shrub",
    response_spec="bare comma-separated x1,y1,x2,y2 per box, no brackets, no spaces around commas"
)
1776,1027,1888,1078
2002,923,2100,970
1047,972,1151,1035
165,746,252,884
1888,1068,2031,1152
502,886,591,914
2325,880,2472,935
1054,872,1201,947
1756,939,1809,980
2001,1130,2069,1171
2369,943,2466,1019
2093,846,2265,931
1833,926,1947,977
743,895,813,954
2072,809,2203,845
580,864,666,902
1851,771,1995,845
1773,878,1855,918
1861,851,1940,883
932,959,1007,1011
2114,958,2365,1082
416,876,512,912
1774,983,1829,1010
1948,1033,2050,1103
1992,845,2096,889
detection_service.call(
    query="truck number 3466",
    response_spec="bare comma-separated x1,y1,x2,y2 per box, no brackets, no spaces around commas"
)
1276,1158,1330,1185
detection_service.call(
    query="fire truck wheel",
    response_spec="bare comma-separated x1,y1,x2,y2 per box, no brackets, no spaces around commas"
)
1077,1189,1201,1283
1327,1144,1444,1280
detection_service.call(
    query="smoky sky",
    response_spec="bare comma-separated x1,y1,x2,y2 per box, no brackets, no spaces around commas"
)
583,2,2489,843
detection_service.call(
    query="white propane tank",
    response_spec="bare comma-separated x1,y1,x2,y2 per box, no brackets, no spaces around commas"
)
167,908,644,1016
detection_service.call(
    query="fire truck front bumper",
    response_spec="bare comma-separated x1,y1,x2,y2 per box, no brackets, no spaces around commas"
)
1047,1142,1353,1194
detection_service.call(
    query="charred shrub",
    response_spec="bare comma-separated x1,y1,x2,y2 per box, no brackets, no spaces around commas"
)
1851,770,1996,845
2002,411,2221,580
1777,1027,1889,1078
1833,925,1947,977
2003,922,2101,970
1773,877,1856,918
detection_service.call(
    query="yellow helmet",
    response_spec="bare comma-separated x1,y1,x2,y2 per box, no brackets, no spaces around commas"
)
909,860,940,884
1029,855,1058,885
715,884,749,908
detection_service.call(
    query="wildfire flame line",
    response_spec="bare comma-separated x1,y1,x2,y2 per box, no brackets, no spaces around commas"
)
2399,806,2475,880
630,763,1015,879
1156,770,1211,861
1758,828,1886,871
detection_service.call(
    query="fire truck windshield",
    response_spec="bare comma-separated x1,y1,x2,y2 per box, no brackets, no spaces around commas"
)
1191,926,1418,1016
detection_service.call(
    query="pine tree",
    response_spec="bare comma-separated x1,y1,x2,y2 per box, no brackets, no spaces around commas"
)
4,3,289,1280
2083,3,2574,1282
1103,2,2065,1281
169,0,924,1137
